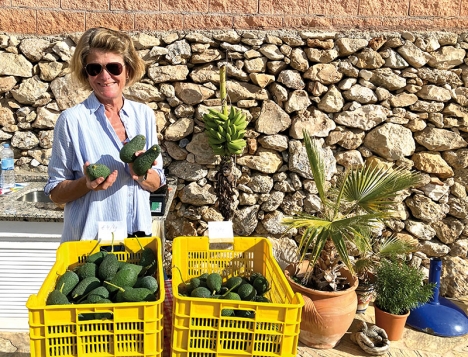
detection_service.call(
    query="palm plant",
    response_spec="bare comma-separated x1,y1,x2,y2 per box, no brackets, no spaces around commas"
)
282,130,422,291
353,234,419,284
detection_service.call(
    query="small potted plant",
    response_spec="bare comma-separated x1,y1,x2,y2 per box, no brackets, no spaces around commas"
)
353,234,418,314
373,258,435,341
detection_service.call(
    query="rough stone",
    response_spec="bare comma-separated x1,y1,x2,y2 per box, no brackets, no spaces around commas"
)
1,30,468,298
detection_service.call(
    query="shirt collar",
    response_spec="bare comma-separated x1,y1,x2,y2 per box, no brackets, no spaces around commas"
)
85,92,129,116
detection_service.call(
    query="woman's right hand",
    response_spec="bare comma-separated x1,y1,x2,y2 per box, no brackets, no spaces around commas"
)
83,162,118,191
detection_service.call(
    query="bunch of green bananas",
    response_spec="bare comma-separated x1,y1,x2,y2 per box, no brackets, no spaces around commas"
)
203,106,248,156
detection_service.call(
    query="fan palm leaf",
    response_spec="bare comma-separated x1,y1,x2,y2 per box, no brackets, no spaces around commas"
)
282,130,423,289
342,164,421,213
303,132,327,202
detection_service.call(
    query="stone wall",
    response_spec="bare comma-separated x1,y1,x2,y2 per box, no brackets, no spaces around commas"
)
0,29,467,298
1,1,468,34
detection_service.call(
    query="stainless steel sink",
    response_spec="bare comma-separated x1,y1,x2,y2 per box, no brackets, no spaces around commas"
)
16,190,52,203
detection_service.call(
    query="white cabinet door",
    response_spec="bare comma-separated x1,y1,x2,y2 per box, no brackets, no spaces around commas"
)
0,238,60,332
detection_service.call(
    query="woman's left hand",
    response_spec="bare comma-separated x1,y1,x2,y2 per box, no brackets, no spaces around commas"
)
83,162,118,191
129,151,160,191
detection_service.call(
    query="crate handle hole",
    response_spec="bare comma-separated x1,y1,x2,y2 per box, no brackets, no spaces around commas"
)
100,245,125,252
78,312,114,321
209,242,234,250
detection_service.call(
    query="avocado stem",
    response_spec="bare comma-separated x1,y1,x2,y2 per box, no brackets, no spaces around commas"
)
134,235,145,250
221,281,241,298
87,239,101,256
104,281,125,292
172,265,189,286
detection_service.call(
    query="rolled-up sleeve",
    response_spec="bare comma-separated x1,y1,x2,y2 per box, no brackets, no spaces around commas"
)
44,112,75,195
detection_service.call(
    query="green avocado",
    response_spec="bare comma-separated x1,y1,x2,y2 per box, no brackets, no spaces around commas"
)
71,277,101,300
122,287,156,302
104,265,140,293
190,287,211,298
237,283,257,301
206,273,222,294
139,247,157,276
252,276,270,295
74,262,97,280
98,254,120,281
132,144,161,176
86,250,107,264
46,290,70,305
225,276,243,291
87,163,111,181
120,135,146,163
85,286,110,303
134,276,159,294
55,270,79,296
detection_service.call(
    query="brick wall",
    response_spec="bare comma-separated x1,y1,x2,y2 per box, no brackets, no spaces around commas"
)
1,0,468,35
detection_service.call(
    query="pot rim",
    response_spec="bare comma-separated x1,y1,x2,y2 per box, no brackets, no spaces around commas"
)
374,304,410,317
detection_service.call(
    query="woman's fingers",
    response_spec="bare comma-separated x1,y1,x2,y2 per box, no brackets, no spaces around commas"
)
83,161,117,191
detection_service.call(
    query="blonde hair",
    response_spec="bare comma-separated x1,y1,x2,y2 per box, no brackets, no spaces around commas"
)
70,27,145,90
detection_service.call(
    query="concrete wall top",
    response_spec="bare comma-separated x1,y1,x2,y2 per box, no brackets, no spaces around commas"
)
1,0,468,35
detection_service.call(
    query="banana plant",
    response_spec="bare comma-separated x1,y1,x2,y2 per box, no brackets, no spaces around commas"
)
202,64,248,220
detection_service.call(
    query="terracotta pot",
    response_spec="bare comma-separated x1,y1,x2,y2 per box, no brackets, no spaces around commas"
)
356,278,376,314
284,261,358,349
374,305,410,341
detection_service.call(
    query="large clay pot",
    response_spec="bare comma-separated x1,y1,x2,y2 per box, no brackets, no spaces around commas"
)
284,261,358,349
374,305,410,341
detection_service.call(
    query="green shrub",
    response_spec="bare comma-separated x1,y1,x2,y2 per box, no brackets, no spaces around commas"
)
374,259,435,315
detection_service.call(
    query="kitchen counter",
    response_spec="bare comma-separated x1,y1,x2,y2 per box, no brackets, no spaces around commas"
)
0,171,177,223
0,173,63,223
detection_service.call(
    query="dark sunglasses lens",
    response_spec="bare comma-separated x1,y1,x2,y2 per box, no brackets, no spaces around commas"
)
85,63,102,76
85,63,123,76
106,63,123,76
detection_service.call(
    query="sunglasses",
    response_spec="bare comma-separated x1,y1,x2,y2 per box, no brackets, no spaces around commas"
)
84,62,125,77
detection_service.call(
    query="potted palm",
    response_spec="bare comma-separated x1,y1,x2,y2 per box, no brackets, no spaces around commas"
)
373,258,435,341
282,130,422,349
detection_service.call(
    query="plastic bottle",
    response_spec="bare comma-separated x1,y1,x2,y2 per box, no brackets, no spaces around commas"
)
1,143,15,189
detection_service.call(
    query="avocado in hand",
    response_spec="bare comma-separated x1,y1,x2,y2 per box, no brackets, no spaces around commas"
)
120,135,146,163
133,144,161,177
87,163,111,181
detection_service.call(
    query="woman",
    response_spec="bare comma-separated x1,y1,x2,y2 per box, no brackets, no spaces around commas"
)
44,27,166,242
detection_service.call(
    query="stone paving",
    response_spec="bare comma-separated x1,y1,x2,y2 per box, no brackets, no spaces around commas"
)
297,298,468,357
1,299,467,357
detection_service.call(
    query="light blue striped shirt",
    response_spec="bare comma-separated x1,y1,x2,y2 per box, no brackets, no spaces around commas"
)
44,92,166,242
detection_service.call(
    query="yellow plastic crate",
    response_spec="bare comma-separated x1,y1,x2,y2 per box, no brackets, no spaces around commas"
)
171,236,304,357
26,237,164,357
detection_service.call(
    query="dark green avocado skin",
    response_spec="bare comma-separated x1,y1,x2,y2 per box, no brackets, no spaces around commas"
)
120,135,146,163
132,144,161,176
87,163,111,181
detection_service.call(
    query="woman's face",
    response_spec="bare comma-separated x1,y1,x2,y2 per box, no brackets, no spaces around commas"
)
85,49,127,104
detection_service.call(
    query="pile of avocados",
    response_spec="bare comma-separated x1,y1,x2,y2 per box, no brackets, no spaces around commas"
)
178,271,272,318
87,135,161,180
46,238,159,306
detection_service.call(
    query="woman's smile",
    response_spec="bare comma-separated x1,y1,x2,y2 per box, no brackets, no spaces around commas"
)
86,49,127,105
